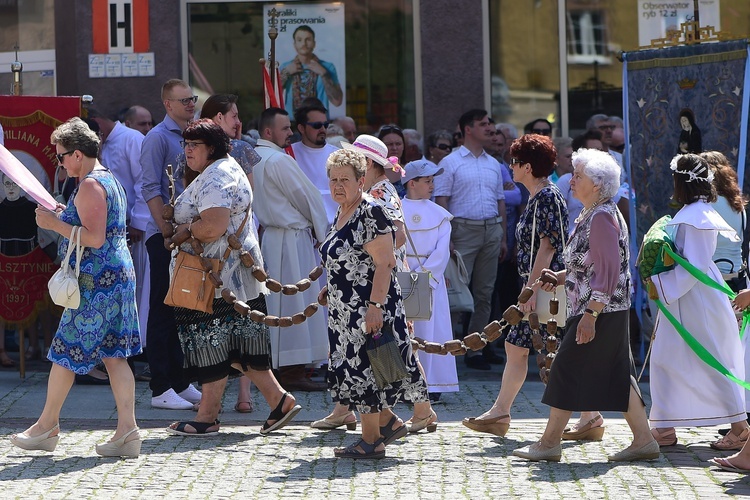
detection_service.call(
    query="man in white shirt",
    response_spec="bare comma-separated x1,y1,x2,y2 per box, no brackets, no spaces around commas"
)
89,108,151,357
291,103,340,225
434,109,507,371
253,107,329,391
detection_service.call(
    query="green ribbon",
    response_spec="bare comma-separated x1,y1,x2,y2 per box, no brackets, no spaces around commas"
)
654,245,750,390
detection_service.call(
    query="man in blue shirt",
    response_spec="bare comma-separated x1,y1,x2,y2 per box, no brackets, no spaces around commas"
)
280,25,343,116
139,78,202,410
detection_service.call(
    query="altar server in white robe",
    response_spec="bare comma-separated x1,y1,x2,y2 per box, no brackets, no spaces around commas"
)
253,107,329,380
650,154,749,449
401,159,459,397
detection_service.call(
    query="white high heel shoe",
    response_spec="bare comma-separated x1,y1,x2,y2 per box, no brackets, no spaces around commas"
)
10,424,60,452
95,427,141,458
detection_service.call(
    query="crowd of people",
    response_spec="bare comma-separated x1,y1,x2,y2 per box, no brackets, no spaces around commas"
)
6,78,750,472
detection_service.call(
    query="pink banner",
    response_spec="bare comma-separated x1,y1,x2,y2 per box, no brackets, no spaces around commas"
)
0,144,57,210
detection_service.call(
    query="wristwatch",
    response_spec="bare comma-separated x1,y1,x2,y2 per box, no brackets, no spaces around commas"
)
584,308,600,318
366,300,384,309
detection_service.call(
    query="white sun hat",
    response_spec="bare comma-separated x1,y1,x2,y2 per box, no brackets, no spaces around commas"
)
342,134,401,171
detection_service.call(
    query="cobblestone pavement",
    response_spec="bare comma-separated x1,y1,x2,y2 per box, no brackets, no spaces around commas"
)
1,366,749,499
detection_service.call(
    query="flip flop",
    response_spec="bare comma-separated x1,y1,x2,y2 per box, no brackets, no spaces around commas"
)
380,415,408,445
334,437,385,459
260,392,301,434
709,457,750,474
166,419,220,436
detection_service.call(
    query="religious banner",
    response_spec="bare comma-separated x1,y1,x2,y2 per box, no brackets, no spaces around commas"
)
0,96,81,327
622,39,750,241
264,3,346,118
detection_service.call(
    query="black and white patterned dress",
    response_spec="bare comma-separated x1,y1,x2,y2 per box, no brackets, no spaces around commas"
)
320,196,428,413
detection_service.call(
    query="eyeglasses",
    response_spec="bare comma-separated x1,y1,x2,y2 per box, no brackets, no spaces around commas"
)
181,141,205,150
56,150,75,163
597,125,616,132
532,128,552,136
306,121,330,130
435,144,452,151
168,96,198,106
510,158,524,165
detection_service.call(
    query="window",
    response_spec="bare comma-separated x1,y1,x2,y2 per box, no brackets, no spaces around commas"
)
567,10,610,64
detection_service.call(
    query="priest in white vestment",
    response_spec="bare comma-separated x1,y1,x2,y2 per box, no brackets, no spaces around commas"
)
254,107,329,386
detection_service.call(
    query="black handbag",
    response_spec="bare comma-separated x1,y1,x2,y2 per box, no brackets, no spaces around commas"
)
366,322,409,389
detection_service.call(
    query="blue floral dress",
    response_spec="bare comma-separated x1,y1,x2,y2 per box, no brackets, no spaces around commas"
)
320,197,428,413
505,184,569,349
48,169,141,373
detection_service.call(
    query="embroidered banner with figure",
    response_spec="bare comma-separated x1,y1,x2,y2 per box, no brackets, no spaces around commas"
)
0,96,81,327
623,39,750,241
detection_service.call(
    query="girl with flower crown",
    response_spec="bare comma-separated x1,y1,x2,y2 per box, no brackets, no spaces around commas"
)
649,153,749,450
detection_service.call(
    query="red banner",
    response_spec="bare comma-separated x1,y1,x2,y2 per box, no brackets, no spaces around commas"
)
0,96,81,327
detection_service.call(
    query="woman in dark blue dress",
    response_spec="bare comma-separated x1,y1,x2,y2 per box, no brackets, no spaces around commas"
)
321,148,427,459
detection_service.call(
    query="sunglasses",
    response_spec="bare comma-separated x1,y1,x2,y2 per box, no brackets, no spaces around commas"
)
168,96,198,106
510,158,525,165
181,141,205,150
56,150,75,163
380,125,402,135
598,125,616,132
434,144,452,151
532,128,552,136
306,121,330,130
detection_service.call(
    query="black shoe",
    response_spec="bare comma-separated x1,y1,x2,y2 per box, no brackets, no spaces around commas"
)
75,373,110,385
483,351,505,365
465,355,491,371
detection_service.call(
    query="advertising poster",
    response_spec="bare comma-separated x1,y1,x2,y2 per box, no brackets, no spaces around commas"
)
638,0,721,47
264,3,346,118
0,96,81,326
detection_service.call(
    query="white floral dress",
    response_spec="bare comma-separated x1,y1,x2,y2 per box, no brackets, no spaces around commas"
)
320,196,428,413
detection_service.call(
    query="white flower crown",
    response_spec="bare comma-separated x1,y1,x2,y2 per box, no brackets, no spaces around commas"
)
670,155,714,183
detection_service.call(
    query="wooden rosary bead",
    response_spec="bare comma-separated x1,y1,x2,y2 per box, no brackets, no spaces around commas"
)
239,250,255,268
502,305,524,325
163,238,174,251
279,316,294,328
295,278,312,292
483,321,501,335
484,328,502,343
227,233,242,250
546,319,558,335
545,335,558,353
161,204,174,221
308,266,324,281
199,256,214,272
539,367,550,384
221,288,236,304
292,313,307,325
233,301,250,315
251,266,268,282
161,224,175,239
171,227,191,248
531,332,544,352
443,340,464,353
549,297,559,315
517,287,534,304
463,332,487,351
264,315,280,327
303,303,319,317
249,310,266,323
451,346,467,356
317,287,328,306
536,352,547,370
545,352,556,370
410,339,420,351
424,342,443,354
265,278,282,293
208,271,222,288
528,312,540,330
540,270,558,286
282,285,299,295
191,239,204,256
437,345,448,355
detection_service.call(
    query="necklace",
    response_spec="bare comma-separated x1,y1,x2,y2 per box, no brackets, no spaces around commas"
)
575,198,606,224
531,178,549,198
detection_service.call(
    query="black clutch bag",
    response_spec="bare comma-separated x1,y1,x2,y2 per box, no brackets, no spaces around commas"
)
366,321,409,389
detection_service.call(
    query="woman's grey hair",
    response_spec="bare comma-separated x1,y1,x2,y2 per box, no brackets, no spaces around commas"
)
326,149,367,180
571,148,621,200
50,117,100,158
426,129,453,149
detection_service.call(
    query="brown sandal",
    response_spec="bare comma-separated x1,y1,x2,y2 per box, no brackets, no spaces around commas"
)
711,428,750,451
651,427,678,446
562,415,604,441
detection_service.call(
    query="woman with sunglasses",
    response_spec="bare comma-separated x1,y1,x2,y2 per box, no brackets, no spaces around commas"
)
425,129,454,165
12,117,142,458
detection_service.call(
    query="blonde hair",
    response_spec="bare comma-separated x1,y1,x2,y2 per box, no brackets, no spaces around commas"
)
326,149,367,180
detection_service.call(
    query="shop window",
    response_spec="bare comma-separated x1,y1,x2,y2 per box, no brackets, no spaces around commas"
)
567,9,610,64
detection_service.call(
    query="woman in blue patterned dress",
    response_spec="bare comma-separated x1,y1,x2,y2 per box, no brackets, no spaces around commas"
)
321,148,428,459
463,134,568,437
11,117,142,458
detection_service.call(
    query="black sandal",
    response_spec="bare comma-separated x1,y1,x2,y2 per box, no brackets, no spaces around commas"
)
380,415,408,445
166,419,220,436
260,392,301,435
334,437,386,459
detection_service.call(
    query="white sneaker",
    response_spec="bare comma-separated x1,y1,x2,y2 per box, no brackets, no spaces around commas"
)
151,388,193,410
177,384,202,404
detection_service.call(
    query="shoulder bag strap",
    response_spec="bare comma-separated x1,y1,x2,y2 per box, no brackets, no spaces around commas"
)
402,221,427,273
73,226,84,277
61,226,78,273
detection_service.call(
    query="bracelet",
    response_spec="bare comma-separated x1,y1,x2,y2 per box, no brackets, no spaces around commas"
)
584,308,600,318
366,300,383,310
